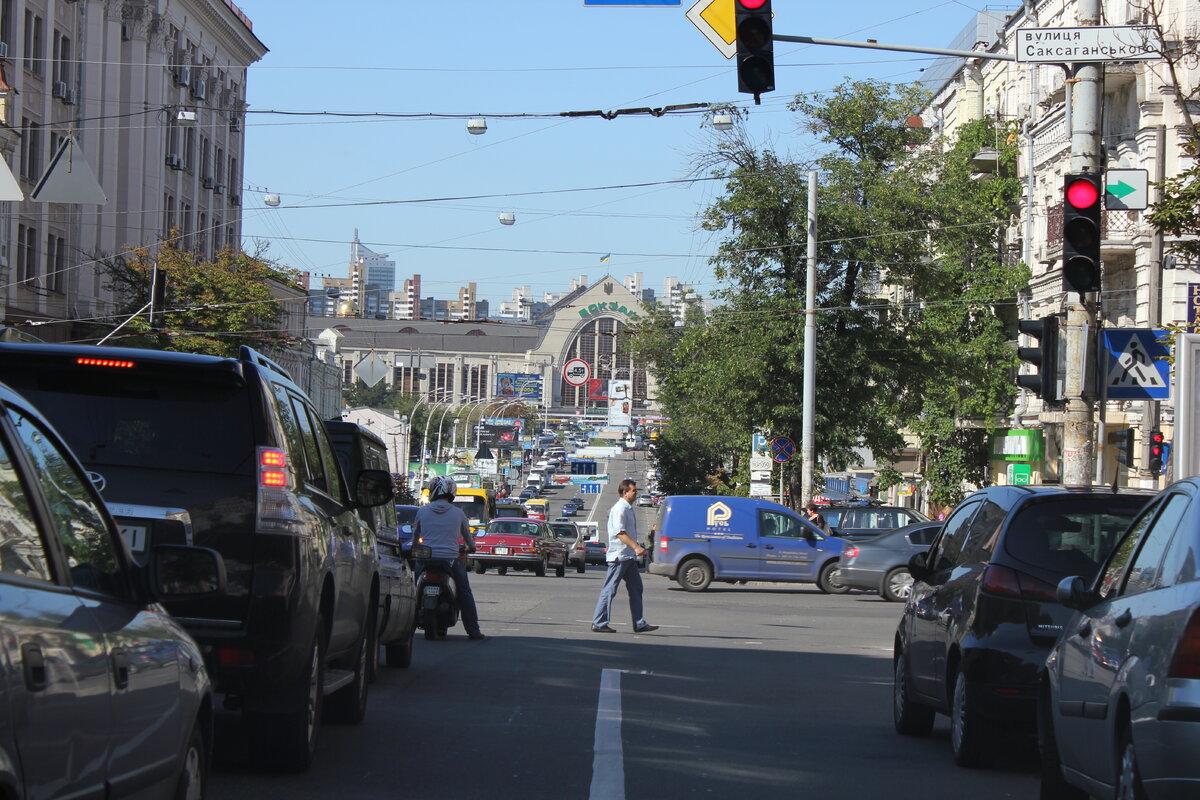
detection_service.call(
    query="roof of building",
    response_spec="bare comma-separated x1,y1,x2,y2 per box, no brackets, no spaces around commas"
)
306,315,543,354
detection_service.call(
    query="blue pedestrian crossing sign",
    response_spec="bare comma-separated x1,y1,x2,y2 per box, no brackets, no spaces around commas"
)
1102,329,1170,400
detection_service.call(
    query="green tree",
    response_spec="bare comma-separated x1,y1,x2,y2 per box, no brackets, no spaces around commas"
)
97,235,298,357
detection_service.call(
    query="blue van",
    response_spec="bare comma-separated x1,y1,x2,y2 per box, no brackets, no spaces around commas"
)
648,496,846,592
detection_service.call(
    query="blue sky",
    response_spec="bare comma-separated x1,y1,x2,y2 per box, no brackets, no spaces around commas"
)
235,1,1000,309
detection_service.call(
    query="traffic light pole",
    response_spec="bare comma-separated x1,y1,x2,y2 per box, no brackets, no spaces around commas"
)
1062,0,1104,486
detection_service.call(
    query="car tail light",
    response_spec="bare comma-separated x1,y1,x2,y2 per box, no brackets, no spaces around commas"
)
217,647,255,666
843,546,860,559
659,535,668,551
76,356,135,369
1168,609,1200,679
980,564,1058,602
256,446,300,533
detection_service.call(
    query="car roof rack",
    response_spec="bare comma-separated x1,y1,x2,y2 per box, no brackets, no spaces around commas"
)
239,345,294,381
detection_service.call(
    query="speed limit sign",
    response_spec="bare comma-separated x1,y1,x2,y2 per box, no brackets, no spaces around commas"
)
563,358,591,386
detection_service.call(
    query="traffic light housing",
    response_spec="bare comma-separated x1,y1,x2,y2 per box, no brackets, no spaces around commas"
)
1062,172,1102,294
1149,430,1165,476
735,0,774,101
1112,427,1135,467
1016,314,1060,402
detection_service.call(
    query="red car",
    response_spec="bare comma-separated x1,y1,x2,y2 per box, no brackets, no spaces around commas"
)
471,519,570,577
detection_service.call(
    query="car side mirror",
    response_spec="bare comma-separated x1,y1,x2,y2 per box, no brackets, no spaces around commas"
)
150,545,226,598
355,469,394,508
907,551,931,584
1056,576,1098,610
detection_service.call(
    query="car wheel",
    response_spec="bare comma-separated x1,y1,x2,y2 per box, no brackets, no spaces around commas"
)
385,623,414,668
498,566,508,576
576,563,586,574
881,567,914,602
250,622,324,772
174,720,207,800
1117,724,1148,800
535,558,547,577
677,558,712,592
951,669,993,768
326,614,372,725
474,561,486,574
1038,684,1088,800
555,560,566,577
893,650,935,736
817,561,849,594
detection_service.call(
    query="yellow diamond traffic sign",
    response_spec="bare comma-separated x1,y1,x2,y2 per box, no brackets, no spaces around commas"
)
687,0,735,59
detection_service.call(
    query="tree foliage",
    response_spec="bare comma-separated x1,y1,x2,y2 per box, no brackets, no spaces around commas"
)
632,80,1029,509
98,236,299,357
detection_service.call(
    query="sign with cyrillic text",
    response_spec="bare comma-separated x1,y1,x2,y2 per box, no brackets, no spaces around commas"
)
1015,26,1158,63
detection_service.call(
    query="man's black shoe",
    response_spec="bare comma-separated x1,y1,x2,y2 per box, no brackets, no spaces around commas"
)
591,625,617,633
634,624,659,633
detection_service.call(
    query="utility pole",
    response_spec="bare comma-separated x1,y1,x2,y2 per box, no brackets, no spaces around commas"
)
800,172,818,505
1062,0,1103,485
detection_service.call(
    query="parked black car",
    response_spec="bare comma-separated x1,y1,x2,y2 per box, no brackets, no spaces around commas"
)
0,380,226,798
326,421,418,671
892,485,1153,768
0,342,394,772
836,521,942,601
824,504,929,541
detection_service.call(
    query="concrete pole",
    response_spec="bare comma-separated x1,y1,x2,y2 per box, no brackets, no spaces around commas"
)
1062,0,1104,486
801,171,819,505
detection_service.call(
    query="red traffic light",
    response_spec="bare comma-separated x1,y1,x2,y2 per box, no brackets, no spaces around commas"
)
738,0,769,7
1151,430,1166,444
1066,177,1100,209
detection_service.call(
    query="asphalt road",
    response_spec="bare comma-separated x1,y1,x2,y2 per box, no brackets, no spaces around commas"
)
210,461,1041,800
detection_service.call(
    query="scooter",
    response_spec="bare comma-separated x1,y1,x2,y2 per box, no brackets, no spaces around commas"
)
410,543,462,640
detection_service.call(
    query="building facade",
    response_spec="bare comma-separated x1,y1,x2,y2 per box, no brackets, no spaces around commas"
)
0,0,266,340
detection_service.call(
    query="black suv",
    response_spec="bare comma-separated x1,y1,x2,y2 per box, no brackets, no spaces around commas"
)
0,342,393,772
892,485,1152,767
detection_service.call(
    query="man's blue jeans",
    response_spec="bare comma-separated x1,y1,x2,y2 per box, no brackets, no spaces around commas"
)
592,559,647,628
419,558,481,635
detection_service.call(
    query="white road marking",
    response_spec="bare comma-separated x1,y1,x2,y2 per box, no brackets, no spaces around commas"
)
590,668,625,800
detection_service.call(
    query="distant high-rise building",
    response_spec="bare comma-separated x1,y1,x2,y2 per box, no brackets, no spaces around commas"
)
397,275,422,319
451,283,478,320
349,230,395,318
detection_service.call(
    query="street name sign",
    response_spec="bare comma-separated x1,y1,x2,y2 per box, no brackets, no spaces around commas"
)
1105,168,1149,211
686,0,735,59
1102,329,1170,400
1015,26,1158,63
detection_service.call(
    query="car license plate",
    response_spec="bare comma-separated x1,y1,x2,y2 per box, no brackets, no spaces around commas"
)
119,524,148,553
423,586,440,597
495,547,509,555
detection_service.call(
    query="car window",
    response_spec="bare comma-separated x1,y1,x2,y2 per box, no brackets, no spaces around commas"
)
930,501,982,571
308,408,346,501
1122,493,1190,595
1009,496,1147,583
822,509,845,526
0,424,52,581
288,396,327,492
961,500,1007,563
760,509,809,539
907,527,939,547
8,408,127,598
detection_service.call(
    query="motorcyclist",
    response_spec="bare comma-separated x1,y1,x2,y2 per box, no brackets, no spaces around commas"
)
413,476,485,641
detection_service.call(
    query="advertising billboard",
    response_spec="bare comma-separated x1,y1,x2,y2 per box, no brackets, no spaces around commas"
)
478,416,524,450
495,372,542,400
588,379,607,401
607,379,633,427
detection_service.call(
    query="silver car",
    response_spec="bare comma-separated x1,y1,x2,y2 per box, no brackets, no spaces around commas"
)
0,381,225,798
1042,476,1200,799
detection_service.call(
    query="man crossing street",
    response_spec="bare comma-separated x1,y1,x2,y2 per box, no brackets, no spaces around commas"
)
591,478,658,634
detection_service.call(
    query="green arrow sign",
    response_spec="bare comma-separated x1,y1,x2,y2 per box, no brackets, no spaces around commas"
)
1107,180,1136,199
1103,168,1148,211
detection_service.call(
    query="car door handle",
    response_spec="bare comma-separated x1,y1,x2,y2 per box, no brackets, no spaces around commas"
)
1076,621,1092,638
21,643,48,692
1115,608,1133,629
751,544,763,549
111,648,130,690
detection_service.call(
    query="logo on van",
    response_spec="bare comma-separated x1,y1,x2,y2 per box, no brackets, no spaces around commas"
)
706,502,732,527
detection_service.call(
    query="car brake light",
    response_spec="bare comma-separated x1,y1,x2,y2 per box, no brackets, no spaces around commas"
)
76,356,135,369
261,450,286,467
261,470,287,487
981,564,1059,602
1169,609,1200,679
217,647,255,666
843,546,860,558
659,535,668,551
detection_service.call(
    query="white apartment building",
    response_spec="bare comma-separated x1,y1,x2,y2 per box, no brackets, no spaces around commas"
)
0,0,266,341
349,228,394,318
918,0,1200,487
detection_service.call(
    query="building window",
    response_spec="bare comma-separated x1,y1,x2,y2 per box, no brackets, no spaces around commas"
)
180,202,191,250
16,224,36,284
197,211,207,259
343,360,354,384
51,30,70,85
19,118,40,181
23,12,42,76
163,192,175,238
45,234,64,293
0,1,13,52
183,128,195,172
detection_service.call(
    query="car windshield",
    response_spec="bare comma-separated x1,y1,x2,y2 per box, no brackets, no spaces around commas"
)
453,496,489,523
488,521,540,536
7,370,254,475
1006,496,1148,581
551,525,574,538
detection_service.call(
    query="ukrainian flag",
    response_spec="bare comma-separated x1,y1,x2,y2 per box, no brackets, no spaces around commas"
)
599,253,611,263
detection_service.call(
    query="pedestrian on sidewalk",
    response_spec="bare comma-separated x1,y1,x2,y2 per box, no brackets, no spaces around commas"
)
803,503,831,535
591,478,657,634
